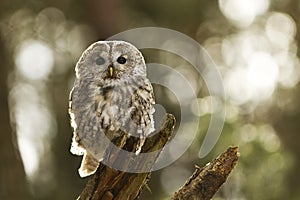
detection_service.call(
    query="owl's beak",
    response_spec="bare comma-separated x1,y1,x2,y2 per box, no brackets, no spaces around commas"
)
108,65,114,78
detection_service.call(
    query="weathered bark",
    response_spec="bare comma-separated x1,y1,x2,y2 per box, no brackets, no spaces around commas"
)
78,113,239,200
78,114,176,200
171,147,239,200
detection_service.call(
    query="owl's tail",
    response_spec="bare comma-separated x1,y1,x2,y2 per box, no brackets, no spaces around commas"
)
135,137,146,155
78,152,100,177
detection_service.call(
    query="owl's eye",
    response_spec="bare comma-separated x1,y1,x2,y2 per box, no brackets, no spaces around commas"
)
117,56,127,64
95,57,105,65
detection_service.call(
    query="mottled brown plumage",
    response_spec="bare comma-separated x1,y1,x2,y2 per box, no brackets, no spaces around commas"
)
69,41,155,177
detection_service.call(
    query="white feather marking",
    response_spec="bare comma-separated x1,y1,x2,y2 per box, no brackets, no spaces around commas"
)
70,134,85,156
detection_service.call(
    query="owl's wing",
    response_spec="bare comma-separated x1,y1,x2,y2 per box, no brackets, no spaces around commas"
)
69,81,109,177
135,79,155,132
130,79,155,153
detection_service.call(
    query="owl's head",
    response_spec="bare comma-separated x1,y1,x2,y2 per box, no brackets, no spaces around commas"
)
75,41,146,84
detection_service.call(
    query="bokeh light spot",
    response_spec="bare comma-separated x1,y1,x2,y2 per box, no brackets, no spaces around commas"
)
246,51,278,99
9,83,56,177
265,12,296,49
15,40,54,80
17,137,39,176
258,125,281,153
219,0,270,27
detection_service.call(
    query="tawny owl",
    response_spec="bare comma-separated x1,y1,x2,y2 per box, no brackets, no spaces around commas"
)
69,41,155,177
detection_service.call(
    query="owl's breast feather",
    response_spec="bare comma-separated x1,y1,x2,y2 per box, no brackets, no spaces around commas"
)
95,86,129,130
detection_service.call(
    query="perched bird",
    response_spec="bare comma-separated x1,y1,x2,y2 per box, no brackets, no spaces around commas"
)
69,41,155,177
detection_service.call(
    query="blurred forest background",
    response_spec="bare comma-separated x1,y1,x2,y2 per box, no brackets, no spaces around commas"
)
1,0,300,199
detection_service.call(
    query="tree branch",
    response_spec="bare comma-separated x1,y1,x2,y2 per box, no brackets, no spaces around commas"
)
171,146,239,200
78,114,176,200
77,114,239,200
